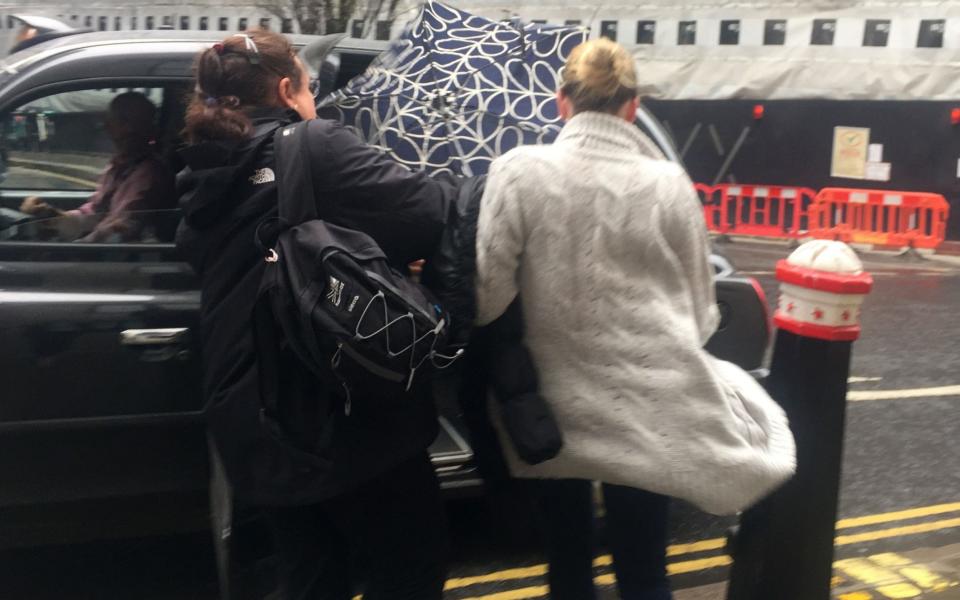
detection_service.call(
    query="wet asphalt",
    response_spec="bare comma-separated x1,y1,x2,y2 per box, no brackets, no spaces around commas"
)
723,241,960,518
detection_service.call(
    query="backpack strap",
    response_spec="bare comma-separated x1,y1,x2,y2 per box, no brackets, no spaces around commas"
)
263,121,355,413
273,120,320,226
253,288,282,419
254,121,316,420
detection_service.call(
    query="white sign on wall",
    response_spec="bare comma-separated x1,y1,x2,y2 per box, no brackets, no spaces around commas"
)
864,161,891,181
831,127,870,179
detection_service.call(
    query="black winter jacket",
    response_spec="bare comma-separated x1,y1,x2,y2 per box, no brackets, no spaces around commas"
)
176,108,456,507
426,179,560,479
423,176,485,345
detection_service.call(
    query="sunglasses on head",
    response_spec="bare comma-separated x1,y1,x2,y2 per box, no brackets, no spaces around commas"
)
213,36,324,98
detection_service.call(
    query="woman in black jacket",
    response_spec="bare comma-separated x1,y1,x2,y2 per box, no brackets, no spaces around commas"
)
176,30,453,600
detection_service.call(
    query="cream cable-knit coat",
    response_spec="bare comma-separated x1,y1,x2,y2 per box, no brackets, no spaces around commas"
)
475,112,795,515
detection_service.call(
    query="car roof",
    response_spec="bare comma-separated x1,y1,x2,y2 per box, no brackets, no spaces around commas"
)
0,30,388,75
0,31,388,111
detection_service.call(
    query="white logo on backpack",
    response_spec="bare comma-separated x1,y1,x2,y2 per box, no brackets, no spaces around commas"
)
249,168,276,185
327,276,344,307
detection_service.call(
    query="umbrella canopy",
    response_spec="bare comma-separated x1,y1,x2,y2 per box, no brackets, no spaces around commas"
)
318,1,587,177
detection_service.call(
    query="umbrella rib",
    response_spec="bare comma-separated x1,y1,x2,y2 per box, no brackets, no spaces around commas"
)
326,90,437,111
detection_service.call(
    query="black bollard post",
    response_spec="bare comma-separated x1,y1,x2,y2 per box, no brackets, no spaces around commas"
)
727,240,873,600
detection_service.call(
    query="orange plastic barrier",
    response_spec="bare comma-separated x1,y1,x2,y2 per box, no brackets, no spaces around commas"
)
809,188,950,250
695,183,722,232
698,184,817,238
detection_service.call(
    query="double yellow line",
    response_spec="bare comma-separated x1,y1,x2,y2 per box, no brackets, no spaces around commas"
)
835,552,957,599
440,501,960,600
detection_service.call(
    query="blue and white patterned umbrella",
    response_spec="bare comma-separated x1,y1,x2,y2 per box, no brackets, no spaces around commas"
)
318,1,588,177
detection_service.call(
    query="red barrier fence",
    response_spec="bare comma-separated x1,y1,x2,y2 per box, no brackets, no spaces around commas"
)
808,188,949,250
695,183,721,232
696,183,951,250
697,183,817,238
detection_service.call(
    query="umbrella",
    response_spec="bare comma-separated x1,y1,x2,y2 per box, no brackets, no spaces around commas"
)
318,1,588,177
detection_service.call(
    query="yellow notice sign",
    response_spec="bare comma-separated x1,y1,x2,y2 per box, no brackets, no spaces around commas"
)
832,126,870,179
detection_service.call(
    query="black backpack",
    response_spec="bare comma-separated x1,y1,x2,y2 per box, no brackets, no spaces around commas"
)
255,121,462,413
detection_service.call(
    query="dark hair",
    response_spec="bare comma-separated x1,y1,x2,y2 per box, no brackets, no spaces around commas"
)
183,30,304,143
109,92,157,138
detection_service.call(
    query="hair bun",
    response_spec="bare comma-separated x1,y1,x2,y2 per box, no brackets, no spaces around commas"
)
584,45,621,95
560,38,638,114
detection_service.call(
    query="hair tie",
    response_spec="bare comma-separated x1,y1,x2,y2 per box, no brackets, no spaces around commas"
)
212,43,224,55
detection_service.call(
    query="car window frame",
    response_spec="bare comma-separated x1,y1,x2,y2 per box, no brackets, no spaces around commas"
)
0,77,191,126
2,86,168,194
0,239,182,262
0,76,191,257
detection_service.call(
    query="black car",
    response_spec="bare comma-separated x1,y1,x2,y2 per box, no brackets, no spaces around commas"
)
0,30,769,546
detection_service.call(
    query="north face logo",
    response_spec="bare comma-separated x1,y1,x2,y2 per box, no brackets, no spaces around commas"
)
326,276,344,307
249,168,275,185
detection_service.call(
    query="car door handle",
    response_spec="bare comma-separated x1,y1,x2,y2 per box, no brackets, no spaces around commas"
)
120,328,190,346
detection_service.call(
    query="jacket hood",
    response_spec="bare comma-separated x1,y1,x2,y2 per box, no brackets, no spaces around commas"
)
177,108,299,231
177,140,243,230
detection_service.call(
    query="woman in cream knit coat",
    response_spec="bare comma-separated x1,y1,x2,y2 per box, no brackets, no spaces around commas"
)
475,39,794,600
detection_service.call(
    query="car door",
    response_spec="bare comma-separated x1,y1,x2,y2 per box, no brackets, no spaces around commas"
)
0,84,207,516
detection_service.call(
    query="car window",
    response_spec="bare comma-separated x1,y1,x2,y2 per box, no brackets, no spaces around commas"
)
0,85,183,247
0,87,165,193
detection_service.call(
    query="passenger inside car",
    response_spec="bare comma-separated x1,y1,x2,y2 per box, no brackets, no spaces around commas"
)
17,91,175,242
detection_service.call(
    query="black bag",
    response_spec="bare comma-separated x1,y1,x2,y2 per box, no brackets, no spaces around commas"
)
501,392,563,465
482,300,563,465
257,121,462,411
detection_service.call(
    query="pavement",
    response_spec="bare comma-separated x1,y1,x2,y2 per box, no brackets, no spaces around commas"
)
8,150,109,174
5,150,107,191
694,238,960,600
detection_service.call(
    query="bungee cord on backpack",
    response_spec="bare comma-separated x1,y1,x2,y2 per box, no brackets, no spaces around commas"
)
344,289,465,392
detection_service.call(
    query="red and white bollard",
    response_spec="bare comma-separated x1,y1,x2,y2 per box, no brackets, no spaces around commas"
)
728,240,874,600
774,241,873,342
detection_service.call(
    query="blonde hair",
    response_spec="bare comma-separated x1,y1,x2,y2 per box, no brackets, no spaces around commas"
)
560,38,638,114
